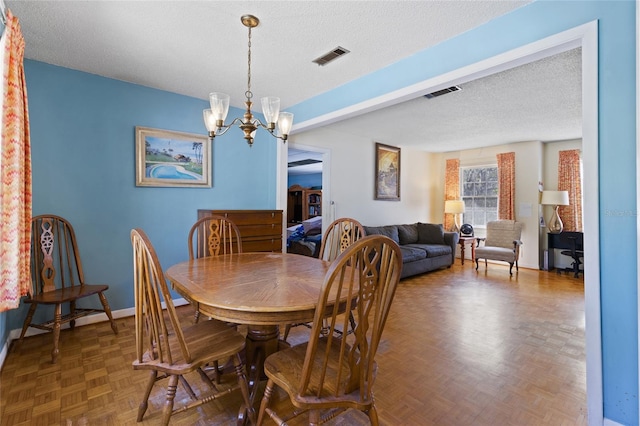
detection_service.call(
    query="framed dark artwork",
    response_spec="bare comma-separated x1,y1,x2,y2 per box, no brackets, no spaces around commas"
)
135,126,211,188
374,143,401,200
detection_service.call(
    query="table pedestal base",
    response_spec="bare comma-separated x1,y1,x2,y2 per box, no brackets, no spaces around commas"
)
238,324,280,424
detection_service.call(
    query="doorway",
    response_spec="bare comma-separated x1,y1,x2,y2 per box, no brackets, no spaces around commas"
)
282,22,600,421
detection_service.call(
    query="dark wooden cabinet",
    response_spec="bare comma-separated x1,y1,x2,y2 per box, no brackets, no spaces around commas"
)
197,209,283,252
287,185,305,226
287,185,322,226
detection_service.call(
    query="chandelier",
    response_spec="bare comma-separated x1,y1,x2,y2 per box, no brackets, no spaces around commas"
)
203,15,294,147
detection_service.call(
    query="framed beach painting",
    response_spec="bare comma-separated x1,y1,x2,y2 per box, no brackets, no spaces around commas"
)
135,126,211,188
374,142,400,200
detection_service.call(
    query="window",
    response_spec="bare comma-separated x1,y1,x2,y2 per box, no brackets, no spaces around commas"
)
461,165,498,227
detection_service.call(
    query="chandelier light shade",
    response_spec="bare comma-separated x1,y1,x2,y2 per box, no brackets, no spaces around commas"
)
444,199,466,233
261,97,280,124
540,190,569,233
202,15,294,146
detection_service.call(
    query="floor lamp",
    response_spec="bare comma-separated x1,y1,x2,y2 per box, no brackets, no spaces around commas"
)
540,190,569,233
444,200,465,233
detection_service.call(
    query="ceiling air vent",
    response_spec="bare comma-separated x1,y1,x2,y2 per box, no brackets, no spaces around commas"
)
424,86,462,99
312,46,350,66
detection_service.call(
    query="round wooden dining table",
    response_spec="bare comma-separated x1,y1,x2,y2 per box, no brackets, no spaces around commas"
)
165,252,331,417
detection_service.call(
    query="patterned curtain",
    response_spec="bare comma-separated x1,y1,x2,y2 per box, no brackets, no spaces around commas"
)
496,152,515,220
558,149,582,231
444,158,460,230
0,9,32,312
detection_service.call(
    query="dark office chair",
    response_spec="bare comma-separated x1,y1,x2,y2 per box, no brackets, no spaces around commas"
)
558,232,584,278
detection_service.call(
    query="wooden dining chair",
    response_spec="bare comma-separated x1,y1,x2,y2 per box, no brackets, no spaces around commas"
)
282,217,365,342
317,217,365,262
130,228,254,426
188,214,243,260
257,234,403,426
187,215,243,324
18,214,118,364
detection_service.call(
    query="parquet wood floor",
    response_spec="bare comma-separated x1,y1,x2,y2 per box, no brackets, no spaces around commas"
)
0,263,586,425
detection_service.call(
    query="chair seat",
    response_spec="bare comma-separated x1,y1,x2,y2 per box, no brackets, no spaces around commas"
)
560,249,584,258
133,318,246,376
25,284,109,304
265,337,376,409
475,246,516,263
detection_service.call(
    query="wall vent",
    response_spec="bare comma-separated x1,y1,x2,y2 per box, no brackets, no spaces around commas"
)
424,86,462,99
312,46,350,66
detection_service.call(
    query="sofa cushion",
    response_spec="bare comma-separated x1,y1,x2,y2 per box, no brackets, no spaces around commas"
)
397,223,419,245
406,243,451,258
399,245,428,263
417,223,445,245
363,225,400,245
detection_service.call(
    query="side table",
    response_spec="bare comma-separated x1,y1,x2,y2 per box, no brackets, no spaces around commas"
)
458,236,476,265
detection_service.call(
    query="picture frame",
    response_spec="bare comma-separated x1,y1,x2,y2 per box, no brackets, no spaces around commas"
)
135,126,211,188
374,142,401,200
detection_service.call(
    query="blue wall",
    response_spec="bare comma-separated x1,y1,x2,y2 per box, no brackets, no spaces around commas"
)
288,173,322,189
3,61,278,331
288,1,637,423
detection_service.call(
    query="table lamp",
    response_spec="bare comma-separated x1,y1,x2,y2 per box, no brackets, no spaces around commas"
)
540,190,569,233
444,199,465,233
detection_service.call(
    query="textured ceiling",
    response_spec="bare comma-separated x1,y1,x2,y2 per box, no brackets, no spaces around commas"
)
6,0,529,108
4,0,581,166
328,47,582,152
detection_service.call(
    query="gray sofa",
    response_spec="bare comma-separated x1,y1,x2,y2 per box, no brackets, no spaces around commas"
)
363,222,459,279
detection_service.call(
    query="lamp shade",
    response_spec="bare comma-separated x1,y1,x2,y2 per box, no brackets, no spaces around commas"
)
444,200,465,214
540,190,569,206
209,92,230,122
202,109,216,132
277,112,294,136
261,96,281,124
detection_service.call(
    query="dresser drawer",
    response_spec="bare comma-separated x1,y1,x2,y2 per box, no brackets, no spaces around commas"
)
197,209,283,252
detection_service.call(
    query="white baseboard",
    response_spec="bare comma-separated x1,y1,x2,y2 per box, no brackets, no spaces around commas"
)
604,418,624,426
0,298,189,370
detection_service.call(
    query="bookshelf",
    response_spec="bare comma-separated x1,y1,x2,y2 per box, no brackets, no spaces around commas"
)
287,185,322,226
304,189,322,220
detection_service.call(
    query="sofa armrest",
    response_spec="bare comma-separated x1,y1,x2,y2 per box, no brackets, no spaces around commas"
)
443,232,460,265
513,239,523,257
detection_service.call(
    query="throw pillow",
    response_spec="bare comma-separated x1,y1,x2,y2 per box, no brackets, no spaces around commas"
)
417,223,445,245
363,225,400,245
397,223,419,245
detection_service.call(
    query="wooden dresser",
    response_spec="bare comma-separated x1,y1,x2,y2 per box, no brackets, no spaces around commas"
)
197,209,283,252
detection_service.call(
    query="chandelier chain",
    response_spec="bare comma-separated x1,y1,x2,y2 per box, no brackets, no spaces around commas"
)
246,26,252,100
